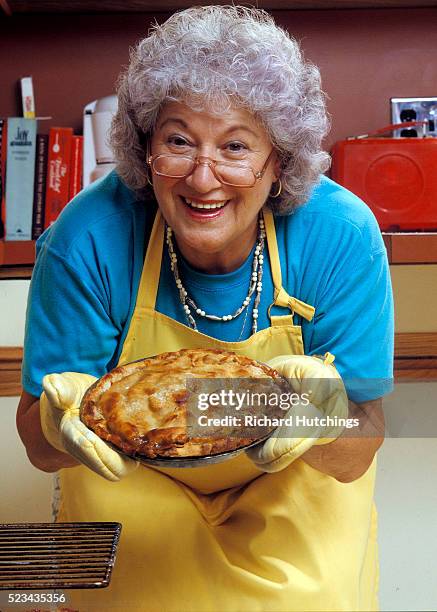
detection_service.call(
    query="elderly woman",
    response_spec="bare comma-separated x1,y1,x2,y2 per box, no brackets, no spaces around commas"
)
17,6,393,612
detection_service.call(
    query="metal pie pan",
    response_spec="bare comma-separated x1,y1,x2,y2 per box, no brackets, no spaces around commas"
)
105,432,273,468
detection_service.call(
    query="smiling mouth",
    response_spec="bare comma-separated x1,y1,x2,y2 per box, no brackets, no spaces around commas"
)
181,196,230,211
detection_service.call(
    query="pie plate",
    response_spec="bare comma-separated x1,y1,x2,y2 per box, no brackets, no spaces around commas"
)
104,432,273,468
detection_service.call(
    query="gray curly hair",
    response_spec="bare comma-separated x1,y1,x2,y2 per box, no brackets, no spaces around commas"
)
110,5,330,214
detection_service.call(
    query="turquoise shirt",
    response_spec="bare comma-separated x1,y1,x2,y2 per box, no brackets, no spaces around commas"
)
22,171,394,402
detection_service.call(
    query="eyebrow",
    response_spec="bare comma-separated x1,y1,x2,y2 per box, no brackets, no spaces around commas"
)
157,117,259,139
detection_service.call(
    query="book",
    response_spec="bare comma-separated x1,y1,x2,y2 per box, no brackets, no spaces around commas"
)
0,118,6,238
69,135,83,200
44,127,73,228
32,133,48,240
5,117,37,241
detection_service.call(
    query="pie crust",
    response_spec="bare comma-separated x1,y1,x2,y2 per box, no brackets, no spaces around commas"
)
80,348,287,459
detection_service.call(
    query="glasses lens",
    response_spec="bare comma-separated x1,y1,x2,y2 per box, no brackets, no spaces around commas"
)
153,156,194,177
152,155,257,186
215,164,256,186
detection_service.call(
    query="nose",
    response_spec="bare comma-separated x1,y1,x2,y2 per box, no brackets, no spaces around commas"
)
184,159,222,193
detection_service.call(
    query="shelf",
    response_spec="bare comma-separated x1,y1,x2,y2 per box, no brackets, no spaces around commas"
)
2,0,437,14
0,240,35,266
0,241,35,279
394,332,437,380
0,265,33,279
0,347,22,397
383,233,437,264
395,332,437,358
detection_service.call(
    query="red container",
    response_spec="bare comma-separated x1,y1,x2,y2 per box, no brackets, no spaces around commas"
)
331,137,437,231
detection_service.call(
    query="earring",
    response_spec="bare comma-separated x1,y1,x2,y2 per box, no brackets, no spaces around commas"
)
145,166,154,187
269,178,282,199
144,139,154,187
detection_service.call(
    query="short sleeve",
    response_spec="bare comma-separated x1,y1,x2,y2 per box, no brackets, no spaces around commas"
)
22,242,122,398
304,249,394,403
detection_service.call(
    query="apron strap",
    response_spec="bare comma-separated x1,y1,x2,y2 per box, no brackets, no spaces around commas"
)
263,207,315,323
263,207,283,293
138,210,164,310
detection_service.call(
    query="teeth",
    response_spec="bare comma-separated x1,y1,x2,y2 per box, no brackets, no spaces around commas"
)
184,198,227,210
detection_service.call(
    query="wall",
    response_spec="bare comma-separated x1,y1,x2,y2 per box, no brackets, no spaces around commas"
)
0,280,28,346
1,395,53,523
391,265,437,332
0,281,53,522
0,8,436,149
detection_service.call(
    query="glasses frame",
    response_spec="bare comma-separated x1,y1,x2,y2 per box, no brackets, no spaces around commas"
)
147,148,276,188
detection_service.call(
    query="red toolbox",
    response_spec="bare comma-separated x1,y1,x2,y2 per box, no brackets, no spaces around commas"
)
331,122,437,231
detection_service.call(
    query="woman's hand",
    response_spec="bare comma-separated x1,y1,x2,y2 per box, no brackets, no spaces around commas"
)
299,397,384,482
246,353,384,482
18,373,138,482
246,353,349,473
17,392,80,472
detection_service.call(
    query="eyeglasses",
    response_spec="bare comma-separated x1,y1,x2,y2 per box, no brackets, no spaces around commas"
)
147,149,276,188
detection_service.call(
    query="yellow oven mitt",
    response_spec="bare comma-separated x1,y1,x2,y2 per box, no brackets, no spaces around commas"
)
40,372,138,482
246,353,349,473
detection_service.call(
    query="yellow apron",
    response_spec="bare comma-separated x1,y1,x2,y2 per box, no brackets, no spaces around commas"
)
58,208,378,612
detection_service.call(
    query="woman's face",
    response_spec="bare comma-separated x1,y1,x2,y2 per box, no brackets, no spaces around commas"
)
150,102,279,273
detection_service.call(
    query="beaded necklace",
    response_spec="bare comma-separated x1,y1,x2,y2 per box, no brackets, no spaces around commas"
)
166,215,266,335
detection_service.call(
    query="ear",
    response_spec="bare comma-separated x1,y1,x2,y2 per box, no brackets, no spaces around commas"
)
273,154,281,182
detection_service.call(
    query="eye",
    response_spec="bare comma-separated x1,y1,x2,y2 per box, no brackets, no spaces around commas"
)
167,135,191,148
225,141,248,153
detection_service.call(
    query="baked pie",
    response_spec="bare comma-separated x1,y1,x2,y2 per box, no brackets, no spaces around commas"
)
80,348,288,459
